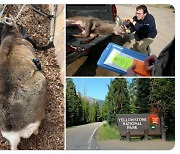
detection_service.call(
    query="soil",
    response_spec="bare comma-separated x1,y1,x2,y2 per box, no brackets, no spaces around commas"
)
0,5,64,150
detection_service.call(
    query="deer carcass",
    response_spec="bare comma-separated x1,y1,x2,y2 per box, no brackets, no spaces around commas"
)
0,16,46,150
66,16,126,44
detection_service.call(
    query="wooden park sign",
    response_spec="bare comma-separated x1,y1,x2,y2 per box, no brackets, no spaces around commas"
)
116,114,166,141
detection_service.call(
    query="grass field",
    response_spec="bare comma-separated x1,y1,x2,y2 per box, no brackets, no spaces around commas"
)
97,122,121,140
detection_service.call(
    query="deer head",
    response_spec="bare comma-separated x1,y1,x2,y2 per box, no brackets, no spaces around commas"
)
0,14,20,43
113,15,126,37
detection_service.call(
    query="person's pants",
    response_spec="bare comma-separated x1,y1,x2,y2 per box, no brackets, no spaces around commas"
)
133,37,154,55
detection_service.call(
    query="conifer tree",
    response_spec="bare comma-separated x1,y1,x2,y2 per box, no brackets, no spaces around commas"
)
81,98,90,124
102,100,109,121
150,78,175,138
105,78,130,125
128,78,137,113
66,78,82,127
135,78,151,113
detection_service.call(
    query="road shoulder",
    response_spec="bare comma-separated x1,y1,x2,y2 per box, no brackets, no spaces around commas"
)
97,139,175,150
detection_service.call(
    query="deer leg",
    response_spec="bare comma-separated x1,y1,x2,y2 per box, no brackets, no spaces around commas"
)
33,122,40,135
80,33,98,44
33,128,39,135
72,30,89,38
1,131,20,150
10,137,20,150
72,21,92,39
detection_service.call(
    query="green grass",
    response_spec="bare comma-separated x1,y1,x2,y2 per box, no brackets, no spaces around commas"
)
97,122,175,141
98,122,121,140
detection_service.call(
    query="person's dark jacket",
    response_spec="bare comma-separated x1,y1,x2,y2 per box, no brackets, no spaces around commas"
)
129,13,157,41
153,38,175,76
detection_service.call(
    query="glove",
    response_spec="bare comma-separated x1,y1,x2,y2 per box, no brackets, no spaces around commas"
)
124,18,133,23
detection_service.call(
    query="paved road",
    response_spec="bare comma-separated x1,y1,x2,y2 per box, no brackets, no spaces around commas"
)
66,5,175,76
66,122,103,150
98,139,175,150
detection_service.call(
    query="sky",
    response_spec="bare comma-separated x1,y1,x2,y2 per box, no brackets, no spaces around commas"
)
72,78,133,100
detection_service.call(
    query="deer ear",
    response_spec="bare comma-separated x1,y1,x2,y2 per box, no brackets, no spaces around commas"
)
2,12,10,18
1,16,14,27
8,14,16,23
7,14,19,31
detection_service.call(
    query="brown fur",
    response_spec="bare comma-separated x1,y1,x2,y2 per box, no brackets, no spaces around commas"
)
0,17,46,132
66,16,125,44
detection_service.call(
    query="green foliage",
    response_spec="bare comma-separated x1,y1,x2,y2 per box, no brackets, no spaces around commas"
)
98,123,121,140
150,78,175,138
103,78,130,125
66,78,175,140
94,102,101,122
101,78,175,140
66,78,83,127
102,100,109,121
135,78,151,113
66,79,102,127
128,78,137,113
88,102,101,123
81,98,90,124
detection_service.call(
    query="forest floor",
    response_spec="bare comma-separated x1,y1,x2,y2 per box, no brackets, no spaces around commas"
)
0,5,64,150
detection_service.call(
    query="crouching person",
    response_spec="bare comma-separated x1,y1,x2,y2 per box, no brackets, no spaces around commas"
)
125,5,157,55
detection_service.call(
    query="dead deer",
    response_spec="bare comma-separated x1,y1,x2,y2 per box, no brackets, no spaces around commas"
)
66,16,126,44
0,15,46,150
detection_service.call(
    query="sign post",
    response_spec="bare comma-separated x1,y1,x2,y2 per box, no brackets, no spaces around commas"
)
116,114,165,141
160,116,166,141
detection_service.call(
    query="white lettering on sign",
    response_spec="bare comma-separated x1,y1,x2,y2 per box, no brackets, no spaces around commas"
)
118,118,146,122
127,126,137,129
118,117,147,130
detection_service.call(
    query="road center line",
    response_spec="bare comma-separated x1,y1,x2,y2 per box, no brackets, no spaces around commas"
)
88,126,99,149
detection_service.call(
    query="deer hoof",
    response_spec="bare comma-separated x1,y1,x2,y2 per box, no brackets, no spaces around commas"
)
33,129,39,135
